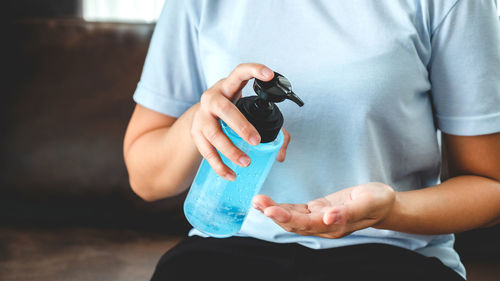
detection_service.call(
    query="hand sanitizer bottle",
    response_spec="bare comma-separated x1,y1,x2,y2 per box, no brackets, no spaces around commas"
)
183,72,304,237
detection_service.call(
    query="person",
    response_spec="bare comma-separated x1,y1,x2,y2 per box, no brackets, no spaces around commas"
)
123,1,500,280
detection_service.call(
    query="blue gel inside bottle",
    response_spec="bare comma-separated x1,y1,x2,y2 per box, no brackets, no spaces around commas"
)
184,121,284,237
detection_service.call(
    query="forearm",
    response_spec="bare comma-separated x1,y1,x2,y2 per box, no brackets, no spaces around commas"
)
376,175,500,234
125,104,202,201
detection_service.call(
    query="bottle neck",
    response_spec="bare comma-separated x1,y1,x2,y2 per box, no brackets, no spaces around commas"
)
220,120,284,150
236,96,283,143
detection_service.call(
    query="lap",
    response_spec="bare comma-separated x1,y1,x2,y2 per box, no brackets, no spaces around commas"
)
150,236,464,281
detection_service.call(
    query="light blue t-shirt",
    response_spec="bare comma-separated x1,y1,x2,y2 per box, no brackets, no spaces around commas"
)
133,0,500,278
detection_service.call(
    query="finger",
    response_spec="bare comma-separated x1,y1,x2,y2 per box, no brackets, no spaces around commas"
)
252,194,277,212
192,129,236,181
306,198,330,213
265,206,323,232
322,206,374,238
276,128,290,162
264,206,292,223
253,195,310,213
220,63,274,98
201,117,251,168
323,206,347,225
268,203,311,214
286,204,311,214
201,92,261,146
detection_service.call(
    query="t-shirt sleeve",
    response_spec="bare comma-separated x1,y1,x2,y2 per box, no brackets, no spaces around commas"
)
133,0,206,118
429,0,500,136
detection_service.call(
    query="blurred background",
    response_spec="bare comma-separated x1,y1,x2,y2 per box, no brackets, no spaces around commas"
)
1,1,499,281
2,1,189,280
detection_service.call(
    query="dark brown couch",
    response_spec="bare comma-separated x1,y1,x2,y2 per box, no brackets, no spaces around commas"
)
1,19,189,281
1,18,498,281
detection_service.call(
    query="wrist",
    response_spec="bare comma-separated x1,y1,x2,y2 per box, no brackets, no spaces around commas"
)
373,190,405,231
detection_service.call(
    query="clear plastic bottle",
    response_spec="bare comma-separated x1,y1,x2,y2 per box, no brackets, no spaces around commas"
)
183,121,284,237
184,72,304,237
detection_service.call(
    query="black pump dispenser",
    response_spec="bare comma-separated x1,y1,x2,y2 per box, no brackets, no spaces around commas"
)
236,72,304,143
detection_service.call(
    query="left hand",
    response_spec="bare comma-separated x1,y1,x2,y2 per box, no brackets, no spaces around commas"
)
252,182,396,239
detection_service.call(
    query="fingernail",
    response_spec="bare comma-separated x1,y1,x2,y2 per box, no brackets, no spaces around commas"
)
249,135,260,146
225,172,236,181
239,155,251,166
261,68,272,78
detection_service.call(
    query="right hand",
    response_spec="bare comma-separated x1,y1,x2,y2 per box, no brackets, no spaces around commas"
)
190,63,275,181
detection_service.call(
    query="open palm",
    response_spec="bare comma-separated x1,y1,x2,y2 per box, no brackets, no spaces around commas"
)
252,182,395,238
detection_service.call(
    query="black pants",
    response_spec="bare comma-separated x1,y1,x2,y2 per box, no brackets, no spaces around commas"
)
151,236,464,281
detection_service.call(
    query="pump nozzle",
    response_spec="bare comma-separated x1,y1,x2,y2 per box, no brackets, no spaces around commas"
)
253,72,304,107
287,91,304,107
236,71,304,143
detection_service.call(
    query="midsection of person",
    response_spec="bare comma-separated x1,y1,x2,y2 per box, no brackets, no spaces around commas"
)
127,1,500,279
195,1,441,235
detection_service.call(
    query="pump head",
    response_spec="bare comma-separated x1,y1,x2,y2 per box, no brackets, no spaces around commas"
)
253,72,304,107
236,72,304,143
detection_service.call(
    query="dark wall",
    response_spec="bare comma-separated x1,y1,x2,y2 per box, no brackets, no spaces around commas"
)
3,3,190,234
8,0,81,20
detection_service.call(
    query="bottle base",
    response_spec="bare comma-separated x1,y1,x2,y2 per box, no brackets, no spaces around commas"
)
184,203,244,238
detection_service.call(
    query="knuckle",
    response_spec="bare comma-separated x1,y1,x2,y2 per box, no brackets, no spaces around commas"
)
306,201,321,212
220,82,235,97
227,147,242,161
204,126,222,143
239,123,255,139
220,82,229,96
200,91,212,107
236,63,260,77
190,127,198,139
214,98,231,114
203,150,219,162
204,152,224,172
214,78,227,91
255,63,266,69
